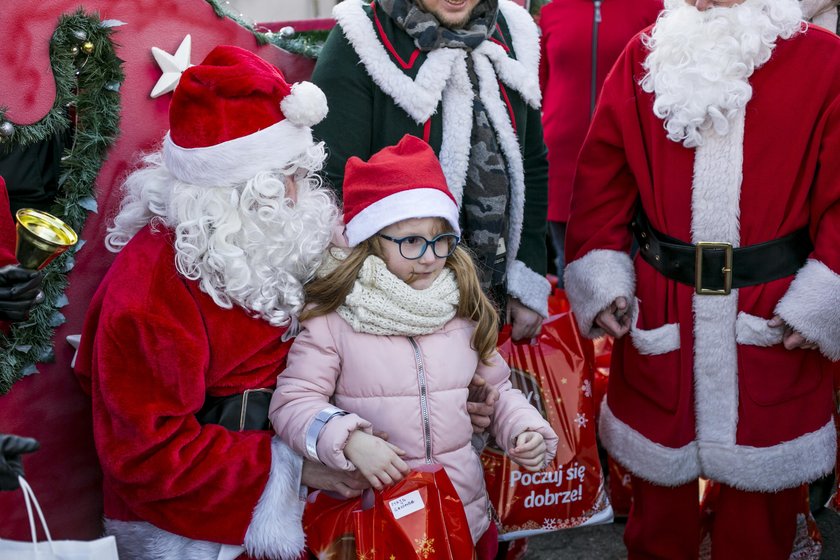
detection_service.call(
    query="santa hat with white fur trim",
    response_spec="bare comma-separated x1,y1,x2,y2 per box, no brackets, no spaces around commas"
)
162,45,328,187
343,135,461,247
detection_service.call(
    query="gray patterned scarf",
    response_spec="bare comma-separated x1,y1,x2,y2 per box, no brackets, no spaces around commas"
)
379,0,509,290
378,0,499,51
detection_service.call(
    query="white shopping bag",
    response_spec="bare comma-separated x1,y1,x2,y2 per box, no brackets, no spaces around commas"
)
0,476,119,559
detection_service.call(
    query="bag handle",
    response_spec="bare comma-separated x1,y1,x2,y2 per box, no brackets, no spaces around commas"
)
17,475,56,555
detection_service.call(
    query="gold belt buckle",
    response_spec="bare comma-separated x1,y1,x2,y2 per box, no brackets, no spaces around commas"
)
695,242,733,296
239,388,274,431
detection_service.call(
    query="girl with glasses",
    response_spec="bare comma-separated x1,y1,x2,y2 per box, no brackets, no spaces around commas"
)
268,135,557,559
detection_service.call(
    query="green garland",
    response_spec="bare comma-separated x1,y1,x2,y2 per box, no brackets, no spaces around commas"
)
0,9,124,394
207,0,547,60
205,0,331,59
529,0,550,17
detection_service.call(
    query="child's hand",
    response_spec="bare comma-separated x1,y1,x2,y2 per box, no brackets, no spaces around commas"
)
344,430,410,490
509,431,547,472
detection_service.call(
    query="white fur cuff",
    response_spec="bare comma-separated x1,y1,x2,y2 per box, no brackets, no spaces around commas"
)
244,438,306,560
564,250,635,338
598,400,700,487
506,260,551,318
775,259,840,361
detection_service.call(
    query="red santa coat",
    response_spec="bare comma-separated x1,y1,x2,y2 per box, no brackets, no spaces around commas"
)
539,0,662,222
564,26,840,491
75,226,306,560
0,177,16,264
0,177,17,333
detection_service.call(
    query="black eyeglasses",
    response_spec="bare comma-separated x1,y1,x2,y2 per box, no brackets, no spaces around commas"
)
378,233,460,260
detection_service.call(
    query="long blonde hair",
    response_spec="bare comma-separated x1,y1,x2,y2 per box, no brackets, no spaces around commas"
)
302,226,499,363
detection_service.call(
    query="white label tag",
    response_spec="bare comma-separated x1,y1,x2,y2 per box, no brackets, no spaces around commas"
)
388,489,425,520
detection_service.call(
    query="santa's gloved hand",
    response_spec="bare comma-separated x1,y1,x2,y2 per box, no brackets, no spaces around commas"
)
0,434,40,490
0,265,44,322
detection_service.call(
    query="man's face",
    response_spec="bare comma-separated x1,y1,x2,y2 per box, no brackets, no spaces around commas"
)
684,0,747,10
417,0,482,28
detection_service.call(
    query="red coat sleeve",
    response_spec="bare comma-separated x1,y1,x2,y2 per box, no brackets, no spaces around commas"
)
775,94,840,360
563,41,640,337
0,176,17,265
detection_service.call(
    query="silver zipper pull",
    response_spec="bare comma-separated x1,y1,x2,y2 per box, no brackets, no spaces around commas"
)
595,0,602,23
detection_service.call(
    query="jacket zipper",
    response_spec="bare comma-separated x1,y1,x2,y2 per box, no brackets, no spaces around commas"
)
408,337,433,463
590,0,603,117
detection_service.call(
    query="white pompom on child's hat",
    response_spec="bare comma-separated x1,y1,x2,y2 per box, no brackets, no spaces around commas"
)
342,135,461,247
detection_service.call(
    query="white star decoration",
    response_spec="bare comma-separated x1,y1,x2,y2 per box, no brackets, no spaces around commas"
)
150,34,192,98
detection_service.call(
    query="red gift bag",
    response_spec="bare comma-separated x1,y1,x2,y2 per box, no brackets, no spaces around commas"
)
354,465,475,560
481,289,612,540
303,490,362,560
590,333,635,518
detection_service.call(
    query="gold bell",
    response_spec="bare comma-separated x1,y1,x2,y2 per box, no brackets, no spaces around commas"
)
15,209,78,270
82,41,94,55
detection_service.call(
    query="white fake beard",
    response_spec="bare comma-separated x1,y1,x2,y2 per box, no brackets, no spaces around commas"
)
106,147,339,326
641,0,803,147
169,173,339,326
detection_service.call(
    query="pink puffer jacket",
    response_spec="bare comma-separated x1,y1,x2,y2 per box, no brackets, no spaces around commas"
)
269,312,558,542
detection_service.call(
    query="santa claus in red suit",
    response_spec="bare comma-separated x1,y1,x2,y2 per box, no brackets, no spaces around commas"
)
564,0,840,558
73,46,362,560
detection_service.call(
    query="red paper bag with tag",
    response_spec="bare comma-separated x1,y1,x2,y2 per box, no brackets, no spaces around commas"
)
353,465,475,560
481,289,612,540
302,490,362,560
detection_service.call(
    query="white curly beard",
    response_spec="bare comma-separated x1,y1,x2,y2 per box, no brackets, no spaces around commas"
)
641,0,803,148
106,144,339,326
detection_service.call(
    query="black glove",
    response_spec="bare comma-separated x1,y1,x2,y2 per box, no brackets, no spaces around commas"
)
0,265,44,322
0,434,40,490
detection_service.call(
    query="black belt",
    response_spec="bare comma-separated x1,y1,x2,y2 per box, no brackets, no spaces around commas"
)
196,388,274,431
631,210,812,295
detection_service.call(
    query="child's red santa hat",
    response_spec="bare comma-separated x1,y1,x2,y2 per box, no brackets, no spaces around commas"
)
342,135,461,247
162,45,328,187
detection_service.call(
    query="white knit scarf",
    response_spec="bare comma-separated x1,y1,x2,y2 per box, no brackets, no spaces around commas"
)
337,255,460,336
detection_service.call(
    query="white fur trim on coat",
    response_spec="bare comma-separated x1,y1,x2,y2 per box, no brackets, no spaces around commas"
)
629,301,680,355
105,518,227,560
690,116,744,455
701,419,837,492
564,249,635,338
475,0,542,109
775,258,840,361
163,120,313,187
600,400,837,491
333,0,462,124
103,440,304,560
507,260,551,317
244,438,306,559
479,0,541,109
599,400,700,487
439,58,473,206
735,312,784,346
